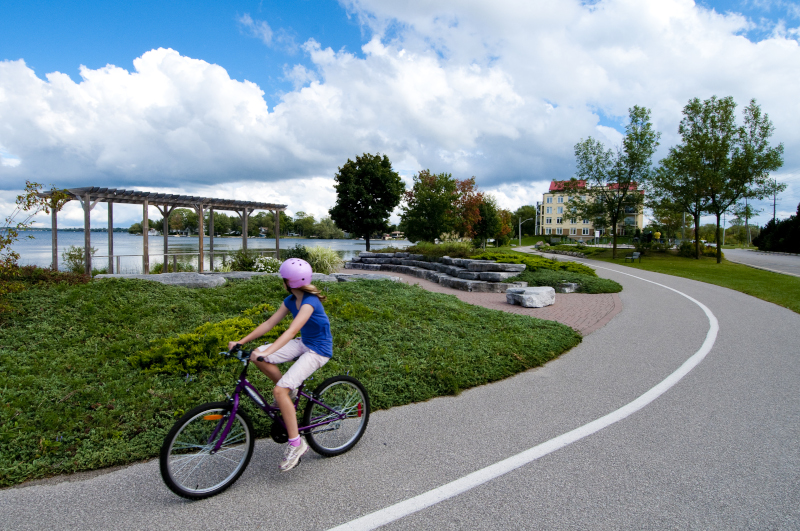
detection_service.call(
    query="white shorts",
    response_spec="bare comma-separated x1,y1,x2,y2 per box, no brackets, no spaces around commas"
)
255,338,330,390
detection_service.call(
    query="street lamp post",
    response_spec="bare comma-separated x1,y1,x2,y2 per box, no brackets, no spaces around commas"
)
519,217,534,247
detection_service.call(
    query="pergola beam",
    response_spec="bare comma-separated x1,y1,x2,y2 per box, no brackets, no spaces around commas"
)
38,186,287,274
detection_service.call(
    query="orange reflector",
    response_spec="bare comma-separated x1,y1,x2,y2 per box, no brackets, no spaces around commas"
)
203,414,224,420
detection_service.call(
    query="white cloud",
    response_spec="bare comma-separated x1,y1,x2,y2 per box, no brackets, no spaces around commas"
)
2,0,800,229
237,13,273,45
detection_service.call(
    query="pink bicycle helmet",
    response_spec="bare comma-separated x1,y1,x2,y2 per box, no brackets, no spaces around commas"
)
279,258,313,288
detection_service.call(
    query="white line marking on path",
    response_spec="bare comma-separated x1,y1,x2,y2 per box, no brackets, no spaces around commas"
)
328,266,719,531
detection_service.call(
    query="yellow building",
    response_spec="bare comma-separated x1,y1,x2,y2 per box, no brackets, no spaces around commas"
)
538,180,644,242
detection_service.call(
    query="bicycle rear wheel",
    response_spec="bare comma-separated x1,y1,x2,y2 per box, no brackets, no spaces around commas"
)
303,375,370,457
160,401,254,499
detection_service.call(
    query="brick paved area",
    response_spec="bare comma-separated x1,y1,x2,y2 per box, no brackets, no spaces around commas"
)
339,269,622,336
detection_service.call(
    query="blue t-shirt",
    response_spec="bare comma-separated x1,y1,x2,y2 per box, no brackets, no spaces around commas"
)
283,293,333,358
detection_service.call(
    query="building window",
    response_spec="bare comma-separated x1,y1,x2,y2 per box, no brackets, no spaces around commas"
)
557,206,563,214
556,217,562,224
582,228,590,235
558,196,564,203
546,206,552,214
546,217,552,224
583,219,590,224
570,218,576,224
545,228,551,235
556,228,563,235
570,228,577,235
546,197,552,204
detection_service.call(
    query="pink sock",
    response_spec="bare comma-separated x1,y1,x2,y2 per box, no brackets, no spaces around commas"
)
289,436,302,447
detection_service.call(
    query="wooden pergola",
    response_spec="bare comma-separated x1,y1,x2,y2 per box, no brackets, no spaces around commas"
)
38,187,287,275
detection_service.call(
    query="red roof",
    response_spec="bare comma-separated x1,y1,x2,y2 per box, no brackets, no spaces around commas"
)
549,180,586,191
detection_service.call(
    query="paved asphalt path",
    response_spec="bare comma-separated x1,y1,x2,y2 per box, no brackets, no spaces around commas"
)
2,261,799,530
722,248,800,277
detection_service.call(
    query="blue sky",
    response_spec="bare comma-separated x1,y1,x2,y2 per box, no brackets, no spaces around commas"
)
0,0,366,108
1,0,799,228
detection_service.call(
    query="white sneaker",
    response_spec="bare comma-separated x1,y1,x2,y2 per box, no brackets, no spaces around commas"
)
280,438,309,472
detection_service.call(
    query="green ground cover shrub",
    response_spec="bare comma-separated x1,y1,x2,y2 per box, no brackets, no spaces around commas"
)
149,261,196,274
404,241,475,259
471,251,621,294
512,268,623,294
280,244,310,261
471,251,598,277
678,241,723,259
545,244,607,257
0,276,580,486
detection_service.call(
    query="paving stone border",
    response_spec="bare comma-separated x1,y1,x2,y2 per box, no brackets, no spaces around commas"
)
344,252,528,293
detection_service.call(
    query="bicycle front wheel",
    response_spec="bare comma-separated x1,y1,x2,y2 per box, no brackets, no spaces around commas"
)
303,375,370,457
160,402,254,499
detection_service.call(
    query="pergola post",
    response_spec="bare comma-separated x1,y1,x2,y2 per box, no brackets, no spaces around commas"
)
83,192,92,276
241,208,250,250
155,204,175,273
107,203,114,273
274,209,280,258
51,207,58,270
209,208,215,271
195,204,205,273
143,200,150,274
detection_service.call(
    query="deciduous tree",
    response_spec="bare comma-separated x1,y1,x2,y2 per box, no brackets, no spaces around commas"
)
400,170,458,243
329,153,404,251
566,105,660,258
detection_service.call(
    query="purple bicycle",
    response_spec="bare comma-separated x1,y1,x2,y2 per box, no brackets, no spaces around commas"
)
159,347,370,499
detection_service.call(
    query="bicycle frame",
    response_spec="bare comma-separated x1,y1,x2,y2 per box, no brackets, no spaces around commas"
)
209,351,350,453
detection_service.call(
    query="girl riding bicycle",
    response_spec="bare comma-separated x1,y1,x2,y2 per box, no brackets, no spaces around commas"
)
228,258,332,472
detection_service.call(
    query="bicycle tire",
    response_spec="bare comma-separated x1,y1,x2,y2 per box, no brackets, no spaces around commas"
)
160,401,254,499
303,375,370,457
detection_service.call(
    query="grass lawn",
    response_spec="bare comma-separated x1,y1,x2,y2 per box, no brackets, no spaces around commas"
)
0,276,580,487
584,250,800,314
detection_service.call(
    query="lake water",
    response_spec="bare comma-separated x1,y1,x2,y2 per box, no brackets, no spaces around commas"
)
9,231,410,273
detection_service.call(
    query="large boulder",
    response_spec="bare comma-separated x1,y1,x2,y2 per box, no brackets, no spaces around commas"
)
506,287,555,307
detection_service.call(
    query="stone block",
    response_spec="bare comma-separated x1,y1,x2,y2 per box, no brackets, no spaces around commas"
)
407,254,425,260
479,271,522,282
506,287,555,308
95,272,227,289
395,252,410,258
361,257,394,264
333,274,400,282
468,262,527,273
351,255,362,262
359,252,377,258
457,271,482,280
556,282,580,293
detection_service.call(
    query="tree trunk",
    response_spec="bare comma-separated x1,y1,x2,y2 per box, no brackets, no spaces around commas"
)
744,196,750,247
611,229,618,259
715,214,722,264
694,213,701,260
365,233,371,251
